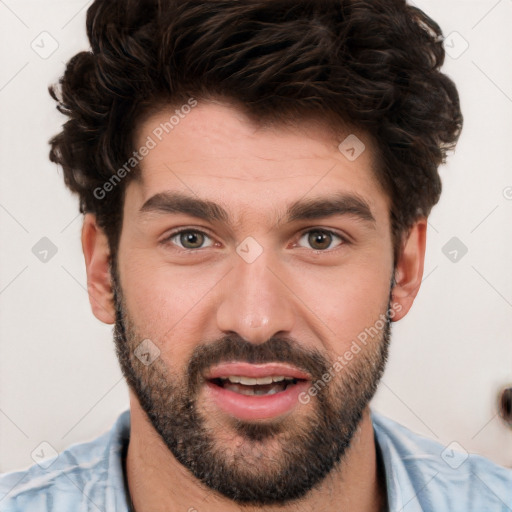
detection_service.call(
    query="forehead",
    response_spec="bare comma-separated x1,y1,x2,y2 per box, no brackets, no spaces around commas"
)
127,100,390,227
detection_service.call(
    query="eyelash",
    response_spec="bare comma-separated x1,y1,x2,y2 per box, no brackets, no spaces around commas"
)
161,227,350,253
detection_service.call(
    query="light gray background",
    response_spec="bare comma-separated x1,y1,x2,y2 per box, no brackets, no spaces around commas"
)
0,0,511,473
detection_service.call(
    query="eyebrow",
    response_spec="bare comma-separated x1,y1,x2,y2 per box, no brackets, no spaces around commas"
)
139,191,376,226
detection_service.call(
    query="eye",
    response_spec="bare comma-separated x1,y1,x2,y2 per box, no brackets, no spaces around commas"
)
164,229,214,250
296,229,346,251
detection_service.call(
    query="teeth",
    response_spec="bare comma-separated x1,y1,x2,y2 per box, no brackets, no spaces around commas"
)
223,382,286,396
224,375,293,385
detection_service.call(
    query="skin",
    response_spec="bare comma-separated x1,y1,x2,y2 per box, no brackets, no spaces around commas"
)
82,100,426,512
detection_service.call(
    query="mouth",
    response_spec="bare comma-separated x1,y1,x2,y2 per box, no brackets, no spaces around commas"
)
210,375,301,396
204,362,311,421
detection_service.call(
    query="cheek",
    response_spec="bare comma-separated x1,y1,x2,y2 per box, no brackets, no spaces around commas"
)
291,258,392,349
118,256,223,356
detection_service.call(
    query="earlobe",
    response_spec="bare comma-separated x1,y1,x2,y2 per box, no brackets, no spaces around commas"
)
390,218,427,322
81,214,116,324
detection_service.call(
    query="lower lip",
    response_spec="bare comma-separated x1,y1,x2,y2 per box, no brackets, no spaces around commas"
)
205,380,310,421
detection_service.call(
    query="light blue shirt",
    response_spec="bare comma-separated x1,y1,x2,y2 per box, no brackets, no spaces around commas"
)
1,409,511,511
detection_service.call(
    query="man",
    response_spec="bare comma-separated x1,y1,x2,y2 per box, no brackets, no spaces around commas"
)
1,0,511,510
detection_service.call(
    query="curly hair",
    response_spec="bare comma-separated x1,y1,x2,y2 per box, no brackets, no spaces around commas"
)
49,0,462,262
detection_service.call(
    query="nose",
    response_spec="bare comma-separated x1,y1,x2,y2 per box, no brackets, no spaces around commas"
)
215,246,296,344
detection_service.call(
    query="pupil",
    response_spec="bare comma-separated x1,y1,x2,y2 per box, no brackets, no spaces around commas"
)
309,230,330,250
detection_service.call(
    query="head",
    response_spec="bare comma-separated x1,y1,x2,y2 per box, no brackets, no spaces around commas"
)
49,0,462,506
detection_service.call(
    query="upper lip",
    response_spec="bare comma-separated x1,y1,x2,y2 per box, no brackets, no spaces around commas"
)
205,362,312,381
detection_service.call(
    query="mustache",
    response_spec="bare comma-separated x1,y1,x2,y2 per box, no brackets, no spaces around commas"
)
186,334,330,391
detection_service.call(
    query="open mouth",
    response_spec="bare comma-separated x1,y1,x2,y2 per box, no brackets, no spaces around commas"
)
209,375,303,396
204,362,311,420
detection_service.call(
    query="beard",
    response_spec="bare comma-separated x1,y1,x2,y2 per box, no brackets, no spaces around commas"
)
111,263,391,506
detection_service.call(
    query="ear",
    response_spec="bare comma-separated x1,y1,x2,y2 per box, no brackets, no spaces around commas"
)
390,218,427,322
81,214,116,324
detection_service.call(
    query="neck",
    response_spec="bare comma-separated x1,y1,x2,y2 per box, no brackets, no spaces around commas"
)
125,398,386,512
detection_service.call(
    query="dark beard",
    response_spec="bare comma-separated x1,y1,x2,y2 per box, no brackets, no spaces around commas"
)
111,263,391,505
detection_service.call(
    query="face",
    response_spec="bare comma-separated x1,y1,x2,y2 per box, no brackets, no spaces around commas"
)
110,101,398,505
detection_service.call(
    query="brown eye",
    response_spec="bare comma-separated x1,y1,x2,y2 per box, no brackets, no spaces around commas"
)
298,229,343,251
168,230,213,250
